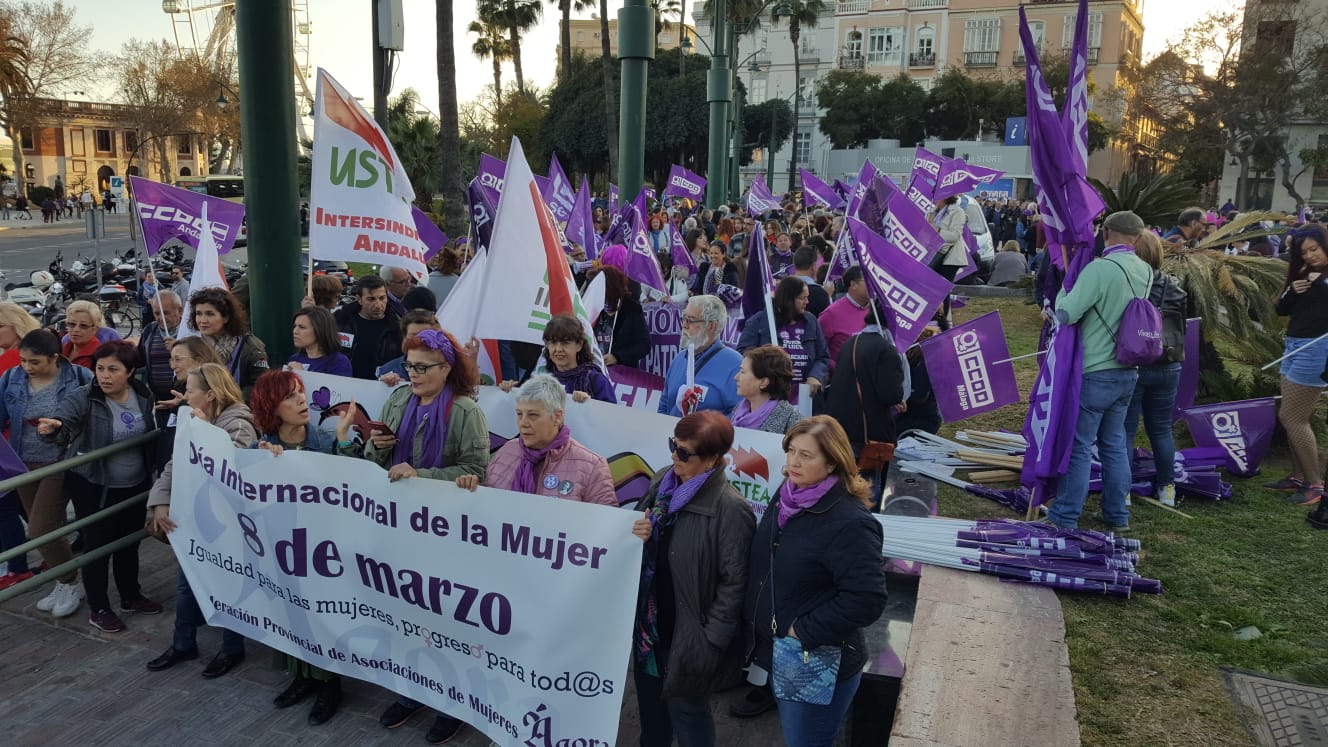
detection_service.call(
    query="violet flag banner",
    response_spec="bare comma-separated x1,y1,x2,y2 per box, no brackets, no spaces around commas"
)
626,209,669,293
904,175,935,214
664,164,707,201
466,179,499,256
411,206,449,262
824,227,855,284
745,176,782,217
911,146,945,186
476,152,506,205
832,178,852,201
1173,318,1201,419
846,161,879,218
932,159,1005,202
0,434,27,480
955,224,982,283
884,193,944,265
742,219,773,320
846,216,952,351
543,153,578,223
666,219,697,274
919,311,1021,423
565,175,601,259
801,169,843,210
609,183,619,211
130,176,246,256
1181,398,1277,478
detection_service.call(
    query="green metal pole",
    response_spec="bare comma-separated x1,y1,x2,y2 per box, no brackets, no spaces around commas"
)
235,0,302,365
729,76,744,204
705,0,730,209
617,0,656,202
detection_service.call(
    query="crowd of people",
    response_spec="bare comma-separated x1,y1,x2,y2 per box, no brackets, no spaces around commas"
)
0,178,1323,744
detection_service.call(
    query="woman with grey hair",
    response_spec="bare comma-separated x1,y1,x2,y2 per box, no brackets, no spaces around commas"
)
456,374,617,505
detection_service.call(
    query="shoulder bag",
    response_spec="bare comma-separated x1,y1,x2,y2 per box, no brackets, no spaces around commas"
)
852,335,895,472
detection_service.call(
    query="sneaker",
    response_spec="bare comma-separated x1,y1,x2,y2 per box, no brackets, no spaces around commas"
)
36,583,61,612
378,701,426,729
89,608,126,633
1264,475,1304,492
1124,494,1132,507
729,685,776,718
1293,486,1324,507
49,581,83,618
120,597,163,615
0,570,33,590
1093,512,1130,533
424,715,463,744
1158,484,1177,508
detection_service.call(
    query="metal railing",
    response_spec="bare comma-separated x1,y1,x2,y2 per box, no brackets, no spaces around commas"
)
909,52,936,68
0,430,163,604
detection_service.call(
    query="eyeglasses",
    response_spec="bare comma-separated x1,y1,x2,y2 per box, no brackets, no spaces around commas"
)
67,322,97,330
668,437,697,462
681,316,705,327
403,361,446,375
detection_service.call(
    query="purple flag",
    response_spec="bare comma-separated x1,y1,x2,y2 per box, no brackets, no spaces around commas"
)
801,169,843,210
832,179,852,201
845,216,952,350
745,176,782,217
742,219,773,320
1180,398,1277,478
131,176,246,256
932,159,1005,201
533,174,551,199
466,178,498,256
543,153,578,223
0,435,27,480
825,227,855,284
954,224,982,282
845,161,878,219
664,164,707,201
626,208,668,293
411,206,449,263
911,147,944,186
565,175,601,259
904,176,935,214
1064,0,1092,183
476,153,506,205
609,183,619,212
1173,318,1201,419
666,219,697,273
605,189,649,247
920,311,1021,422
884,193,944,265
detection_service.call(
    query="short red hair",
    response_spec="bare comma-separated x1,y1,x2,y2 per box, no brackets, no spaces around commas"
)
250,370,303,435
674,410,735,459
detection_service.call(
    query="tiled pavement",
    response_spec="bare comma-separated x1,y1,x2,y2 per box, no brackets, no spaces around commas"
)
0,539,785,746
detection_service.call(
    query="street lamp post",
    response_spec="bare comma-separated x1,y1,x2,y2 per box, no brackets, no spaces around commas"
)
705,0,731,209
618,0,656,202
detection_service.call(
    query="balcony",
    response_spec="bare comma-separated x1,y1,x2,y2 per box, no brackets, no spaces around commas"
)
909,51,936,68
964,51,999,67
839,54,865,70
836,0,869,14
1088,46,1100,64
906,0,947,8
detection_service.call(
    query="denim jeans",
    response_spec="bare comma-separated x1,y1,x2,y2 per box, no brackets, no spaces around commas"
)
1048,368,1139,528
776,672,861,747
173,568,246,656
633,667,715,747
1123,362,1182,488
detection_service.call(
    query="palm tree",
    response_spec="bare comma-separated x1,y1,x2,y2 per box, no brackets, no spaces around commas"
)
771,0,823,194
484,0,542,97
0,13,29,100
600,0,618,178
553,0,594,82
468,16,510,106
437,0,467,236
650,0,683,46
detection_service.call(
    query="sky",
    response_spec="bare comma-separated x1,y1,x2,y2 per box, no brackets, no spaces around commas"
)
70,0,1218,113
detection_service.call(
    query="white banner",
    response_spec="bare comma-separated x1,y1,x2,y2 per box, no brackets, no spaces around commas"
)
310,69,428,278
296,372,788,517
169,409,640,745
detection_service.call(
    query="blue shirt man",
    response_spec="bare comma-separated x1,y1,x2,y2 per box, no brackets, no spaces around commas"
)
658,295,743,417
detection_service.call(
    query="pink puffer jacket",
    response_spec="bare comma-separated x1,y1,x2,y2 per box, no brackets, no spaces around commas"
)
484,435,617,505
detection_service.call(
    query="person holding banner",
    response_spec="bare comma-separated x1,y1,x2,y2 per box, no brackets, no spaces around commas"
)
287,306,352,377
138,291,184,414
187,288,270,393
659,296,744,418
743,416,887,745
1269,227,1328,506
738,277,831,400
37,341,162,633
248,370,343,724
145,363,256,676
692,240,740,298
732,346,804,435
456,374,615,505
628,410,756,747
527,315,616,404
333,275,404,381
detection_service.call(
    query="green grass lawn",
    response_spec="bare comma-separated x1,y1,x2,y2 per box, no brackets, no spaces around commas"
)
940,296,1328,747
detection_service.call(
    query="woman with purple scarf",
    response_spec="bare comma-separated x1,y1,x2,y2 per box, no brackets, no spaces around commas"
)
338,329,489,742
628,411,755,747
539,314,617,404
731,346,803,435
742,416,887,746
456,375,615,505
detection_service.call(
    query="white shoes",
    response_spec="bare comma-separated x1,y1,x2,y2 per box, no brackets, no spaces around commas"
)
41,581,83,618
1158,484,1177,508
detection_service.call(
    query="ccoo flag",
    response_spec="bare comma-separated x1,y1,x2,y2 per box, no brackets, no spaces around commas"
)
845,216,952,351
543,153,578,223
663,164,707,201
130,176,246,256
919,311,1021,422
800,169,843,210
745,176,782,217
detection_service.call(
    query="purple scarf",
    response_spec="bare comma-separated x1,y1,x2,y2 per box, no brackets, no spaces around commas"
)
512,425,572,494
552,362,599,396
649,467,716,526
777,475,840,528
392,388,453,469
732,398,778,429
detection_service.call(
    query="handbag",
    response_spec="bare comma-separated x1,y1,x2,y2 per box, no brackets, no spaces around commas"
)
768,546,841,705
851,335,895,472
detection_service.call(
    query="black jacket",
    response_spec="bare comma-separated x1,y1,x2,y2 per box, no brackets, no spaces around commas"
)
1148,271,1187,364
828,331,905,450
637,467,756,698
594,299,651,369
744,482,887,680
333,302,403,379
691,262,741,296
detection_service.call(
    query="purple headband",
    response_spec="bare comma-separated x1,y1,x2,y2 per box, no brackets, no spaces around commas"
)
416,329,456,365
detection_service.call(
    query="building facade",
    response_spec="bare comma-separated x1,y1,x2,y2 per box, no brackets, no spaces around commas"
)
694,0,1144,194
2,98,206,199
559,17,695,71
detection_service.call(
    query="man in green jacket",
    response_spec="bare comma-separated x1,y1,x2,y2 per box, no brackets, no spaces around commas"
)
1045,211,1153,532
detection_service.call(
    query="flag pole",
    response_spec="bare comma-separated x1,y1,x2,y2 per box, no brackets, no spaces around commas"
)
306,251,314,299
1261,330,1328,369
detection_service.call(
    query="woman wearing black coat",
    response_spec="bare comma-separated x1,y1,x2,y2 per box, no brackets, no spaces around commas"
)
590,265,651,369
692,241,740,297
827,300,907,501
743,416,887,746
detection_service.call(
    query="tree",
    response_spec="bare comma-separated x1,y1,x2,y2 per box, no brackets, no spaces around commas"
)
0,13,29,100
741,98,793,166
385,89,441,211
599,0,618,178
437,0,466,236
815,70,883,148
553,0,594,82
925,68,1022,141
0,2,100,185
770,0,824,192
484,0,542,97
650,0,682,45
1090,172,1200,229
468,14,510,108
116,39,211,180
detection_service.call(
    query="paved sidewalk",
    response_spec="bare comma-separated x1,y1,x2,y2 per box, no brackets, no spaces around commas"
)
1,539,784,746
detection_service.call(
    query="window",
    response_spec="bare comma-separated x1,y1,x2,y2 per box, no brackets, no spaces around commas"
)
661,33,671,44
1256,20,1296,57
964,18,1000,53
70,127,85,157
18,127,33,151
915,26,934,56
576,31,584,43
798,75,817,112
794,132,811,166
1062,12,1103,48
180,166,192,176
124,130,138,154
177,135,192,155
751,78,767,104
94,129,113,153
1019,21,1044,58
844,29,863,58
915,77,933,92
868,27,904,65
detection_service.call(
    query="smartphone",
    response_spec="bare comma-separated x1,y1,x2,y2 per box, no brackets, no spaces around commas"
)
366,420,395,438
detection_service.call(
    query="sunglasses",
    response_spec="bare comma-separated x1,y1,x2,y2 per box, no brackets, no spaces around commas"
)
668,437,697,462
